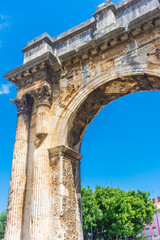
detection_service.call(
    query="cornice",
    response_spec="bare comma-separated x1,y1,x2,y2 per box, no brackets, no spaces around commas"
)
59,10,160,67
52,19,95,45
3,3,160,85
48,145,83,166
3,52,61,86
22,33,53,53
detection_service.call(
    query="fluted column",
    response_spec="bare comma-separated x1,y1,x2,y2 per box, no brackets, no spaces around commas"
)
48,145,83,240
29,85,52,240
4,94,33,240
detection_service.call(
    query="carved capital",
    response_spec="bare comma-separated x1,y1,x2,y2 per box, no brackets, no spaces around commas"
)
48,145,83,167
11,94,33,115
29,85,53,108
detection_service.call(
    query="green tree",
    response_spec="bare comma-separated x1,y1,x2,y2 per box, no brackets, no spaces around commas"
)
81,186,157,240
81,186,103,239
0,210,7,238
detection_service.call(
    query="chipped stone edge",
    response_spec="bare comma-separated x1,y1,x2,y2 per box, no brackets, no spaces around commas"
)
48,145,83,166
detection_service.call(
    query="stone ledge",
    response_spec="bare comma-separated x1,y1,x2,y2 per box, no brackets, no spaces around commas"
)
48,145,83,166
52,18,95,44
22,33,53,53
20,0,160,58
3,52,61,86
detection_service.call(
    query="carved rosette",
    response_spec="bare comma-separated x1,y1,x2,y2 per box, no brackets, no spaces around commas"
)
11,94,33,116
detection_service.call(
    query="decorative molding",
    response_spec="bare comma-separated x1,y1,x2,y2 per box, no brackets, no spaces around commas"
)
30,85,53,108
12,84,53,115
11,94,33,115
48,145,83,166
4,52,61,88
4,13,160,82
60,12,160,67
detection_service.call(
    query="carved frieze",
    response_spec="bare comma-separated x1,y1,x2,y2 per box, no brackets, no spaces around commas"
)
104,80,138,94
17,70,53,89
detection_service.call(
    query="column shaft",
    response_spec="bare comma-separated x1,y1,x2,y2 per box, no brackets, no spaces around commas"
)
21,112,36,240
4,112,30,240
29,105,50,240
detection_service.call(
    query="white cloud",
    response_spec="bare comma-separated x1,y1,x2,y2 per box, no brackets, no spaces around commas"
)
0,14,10,47
0,14,10,31
0,84,12,95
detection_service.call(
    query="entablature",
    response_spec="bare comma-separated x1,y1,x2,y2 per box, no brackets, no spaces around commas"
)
4,52,61,89
3,0,160,88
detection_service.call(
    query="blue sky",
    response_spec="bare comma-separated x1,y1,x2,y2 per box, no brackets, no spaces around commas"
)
0,0,160,213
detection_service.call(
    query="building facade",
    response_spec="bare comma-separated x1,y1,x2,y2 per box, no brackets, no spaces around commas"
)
142,198,160,240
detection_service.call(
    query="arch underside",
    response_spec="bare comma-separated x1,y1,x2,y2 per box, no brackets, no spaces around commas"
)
67,74,160,152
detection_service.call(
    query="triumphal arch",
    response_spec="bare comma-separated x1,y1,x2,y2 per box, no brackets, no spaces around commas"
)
3,0,160,238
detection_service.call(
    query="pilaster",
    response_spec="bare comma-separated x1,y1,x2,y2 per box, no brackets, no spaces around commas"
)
48,145,83,240
28,85,53,240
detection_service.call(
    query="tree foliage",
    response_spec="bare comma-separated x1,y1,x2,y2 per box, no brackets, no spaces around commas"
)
81,186,157,240
0,210,7,238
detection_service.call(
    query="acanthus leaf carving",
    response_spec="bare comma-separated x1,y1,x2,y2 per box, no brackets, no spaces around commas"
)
28,85,53,108
11,94,33,115
35,85,53,107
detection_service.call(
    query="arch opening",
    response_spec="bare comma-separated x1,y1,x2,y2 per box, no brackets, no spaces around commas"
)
80,89,160,193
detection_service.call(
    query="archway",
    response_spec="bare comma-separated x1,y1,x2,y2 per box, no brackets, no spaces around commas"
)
49,73,160,240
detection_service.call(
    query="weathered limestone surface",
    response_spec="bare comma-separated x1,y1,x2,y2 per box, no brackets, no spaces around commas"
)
4,95,33,240
3,0,160,238
48,146,83,240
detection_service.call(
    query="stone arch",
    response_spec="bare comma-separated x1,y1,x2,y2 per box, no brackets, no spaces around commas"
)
3,0,160,237
55,68,160,153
